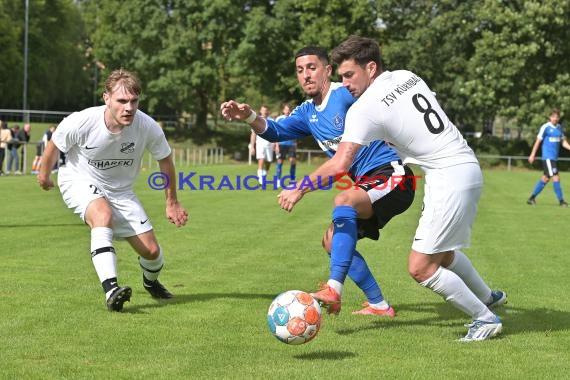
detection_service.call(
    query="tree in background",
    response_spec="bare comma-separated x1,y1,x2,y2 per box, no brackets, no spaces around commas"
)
0,0,91,111
466,0,570,131
377,0,570,137
80,0,250,141
2,0,570,144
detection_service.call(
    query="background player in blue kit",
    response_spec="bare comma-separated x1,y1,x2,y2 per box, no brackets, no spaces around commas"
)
221,47,415,316
527,108,570,207
274,103,297,185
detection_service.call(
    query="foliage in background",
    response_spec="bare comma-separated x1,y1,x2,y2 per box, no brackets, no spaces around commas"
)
2,0,570,146
377,0,570,136
0,0,91,111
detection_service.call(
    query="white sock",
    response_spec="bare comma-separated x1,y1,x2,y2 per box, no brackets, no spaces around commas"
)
90,227,117,283
326,279,343,296
257,169,263,184
420,266,496,322
447,250,493,304
139,248,164,283
368,300,390,310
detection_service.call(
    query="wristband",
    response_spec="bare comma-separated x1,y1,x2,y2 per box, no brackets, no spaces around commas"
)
245,110,257,124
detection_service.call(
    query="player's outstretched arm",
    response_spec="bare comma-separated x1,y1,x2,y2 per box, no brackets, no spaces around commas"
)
158,154,188,227
37,140,60,190
220,100,267,135
278,142,360,212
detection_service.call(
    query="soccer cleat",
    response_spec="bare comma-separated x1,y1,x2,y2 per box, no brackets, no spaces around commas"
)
486,290,507,309
352,302,396,317
143,278,174,299
106,286,132,312
526,198,536,206
560,200,568,207
460,316,502,342
310,282,341,313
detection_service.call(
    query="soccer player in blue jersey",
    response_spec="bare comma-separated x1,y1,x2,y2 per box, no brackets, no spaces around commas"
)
285,36,506,342
221,46,415,316
275,103,297,185
527,108,570,207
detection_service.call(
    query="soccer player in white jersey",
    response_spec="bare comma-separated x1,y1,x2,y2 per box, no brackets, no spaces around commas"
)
279,36,506,341
37,69,188,312
249,105,276,184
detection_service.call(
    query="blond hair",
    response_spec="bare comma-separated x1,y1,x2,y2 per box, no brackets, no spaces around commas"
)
104,69,142,96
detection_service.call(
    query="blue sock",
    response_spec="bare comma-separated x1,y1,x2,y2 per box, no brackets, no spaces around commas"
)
276,162,282,179
531,180,546,197
348,250,384,304
553,181,564,201
330,206,358,283
290,164,296,180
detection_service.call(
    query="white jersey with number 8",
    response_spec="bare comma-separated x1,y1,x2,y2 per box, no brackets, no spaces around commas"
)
341,70,477,171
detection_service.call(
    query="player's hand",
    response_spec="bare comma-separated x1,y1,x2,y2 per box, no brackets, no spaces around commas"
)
37,174,54,191
277,189,304,212
528,155,535,164
220,100,252,122
166,202,188,227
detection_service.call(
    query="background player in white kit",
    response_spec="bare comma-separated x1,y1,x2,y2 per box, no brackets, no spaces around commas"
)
249,105,276,184
278,36,507,341
37,69,188,312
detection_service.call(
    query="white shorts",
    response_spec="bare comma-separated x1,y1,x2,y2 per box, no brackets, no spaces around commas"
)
58,177,153,238
412,163,483,254
256,142,274,162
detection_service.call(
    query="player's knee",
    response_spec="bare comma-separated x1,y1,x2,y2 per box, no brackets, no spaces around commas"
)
408,266,424,283
86,205,113,227
408,252,437,283
333,192,354,207
148,243,161,259
140,244,160,260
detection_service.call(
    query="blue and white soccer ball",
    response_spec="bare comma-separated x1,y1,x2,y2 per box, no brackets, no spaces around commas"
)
267,290,322,345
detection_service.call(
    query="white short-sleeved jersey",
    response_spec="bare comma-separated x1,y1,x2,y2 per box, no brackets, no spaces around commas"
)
341,70,478,171
52,105,171,193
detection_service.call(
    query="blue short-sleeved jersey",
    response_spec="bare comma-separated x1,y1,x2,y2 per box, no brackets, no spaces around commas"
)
537,122,565,160
274,115,295,147
260,83,400,178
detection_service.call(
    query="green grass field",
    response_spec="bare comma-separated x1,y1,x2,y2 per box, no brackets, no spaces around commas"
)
1,164,569,379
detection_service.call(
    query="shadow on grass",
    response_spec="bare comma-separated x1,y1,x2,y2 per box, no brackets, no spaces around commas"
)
123,292,276,313
334,302,570,337
293,351,357,361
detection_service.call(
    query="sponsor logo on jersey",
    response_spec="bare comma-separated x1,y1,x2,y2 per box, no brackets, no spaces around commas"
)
317,135,342,152
309,113,318,123
88,159,134,170
120,142,135,154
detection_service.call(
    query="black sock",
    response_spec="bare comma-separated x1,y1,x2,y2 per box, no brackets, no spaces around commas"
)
102,277,118,294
